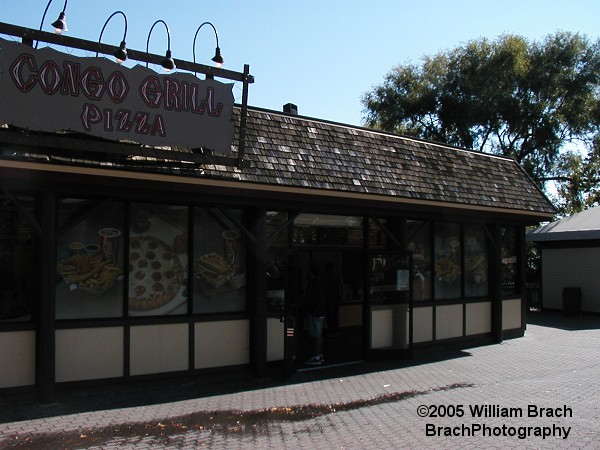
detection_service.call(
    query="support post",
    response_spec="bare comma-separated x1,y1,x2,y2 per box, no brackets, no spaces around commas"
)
519,226,528,333
36,192,56,404
237,64,251,168
490,224,503,343
245,207,267,377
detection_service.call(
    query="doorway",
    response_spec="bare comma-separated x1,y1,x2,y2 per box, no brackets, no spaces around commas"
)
291,250,365,369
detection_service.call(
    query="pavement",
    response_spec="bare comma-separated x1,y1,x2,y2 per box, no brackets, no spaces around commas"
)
1,310,599,449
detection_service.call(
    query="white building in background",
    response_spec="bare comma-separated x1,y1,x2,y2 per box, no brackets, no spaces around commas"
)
528,206,600,313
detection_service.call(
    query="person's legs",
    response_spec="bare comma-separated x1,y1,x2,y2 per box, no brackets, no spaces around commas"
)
306,315,325,364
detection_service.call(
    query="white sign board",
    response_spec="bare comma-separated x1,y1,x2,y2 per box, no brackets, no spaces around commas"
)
0,38,235,155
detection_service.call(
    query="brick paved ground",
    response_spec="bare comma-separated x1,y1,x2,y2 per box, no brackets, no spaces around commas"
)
1,311,599,449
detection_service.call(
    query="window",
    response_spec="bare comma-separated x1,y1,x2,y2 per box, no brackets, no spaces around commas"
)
368,218,386,248
266,211,289,316
369,253,410,303
266,211,289,249
0,194,35,322
56,198,125,319
464,224,488,298
128,203,189,316
502,226,519,297
434,222,461,300
293,214,363,247
406,220,432,301
192,207,245,314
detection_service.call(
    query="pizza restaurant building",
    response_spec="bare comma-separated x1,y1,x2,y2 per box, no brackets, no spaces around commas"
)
0,26,555,402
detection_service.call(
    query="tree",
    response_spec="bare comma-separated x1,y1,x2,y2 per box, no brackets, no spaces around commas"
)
551,136,600,216
362,32,600,193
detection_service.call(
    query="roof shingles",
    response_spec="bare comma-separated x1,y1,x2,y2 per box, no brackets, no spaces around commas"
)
202,108,554,215
1,106,555,216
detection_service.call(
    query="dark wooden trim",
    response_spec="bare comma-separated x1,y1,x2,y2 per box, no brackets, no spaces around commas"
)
36,191,56,403
432,301,437,341
245,208,268,377
0,128,244,168
519,226,528,332
188,322,195,372
0,161,552,225
123,324,130,378
490,224,503,343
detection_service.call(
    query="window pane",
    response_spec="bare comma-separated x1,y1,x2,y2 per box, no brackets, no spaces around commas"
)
193,207,245,313
407,221,432,301
0,194,35,322
56,199,124,319
293,214,363,246
369,253,410,303
434,223,461,300
502,226,519,297
368,218,386,248
266,211,289,248
266,211,288,317
464,224,488,298
128,203,189,316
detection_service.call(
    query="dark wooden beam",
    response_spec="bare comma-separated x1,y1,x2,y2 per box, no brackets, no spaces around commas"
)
0,22,254,83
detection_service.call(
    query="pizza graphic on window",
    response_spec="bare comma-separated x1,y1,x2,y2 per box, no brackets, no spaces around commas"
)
128,236,184,311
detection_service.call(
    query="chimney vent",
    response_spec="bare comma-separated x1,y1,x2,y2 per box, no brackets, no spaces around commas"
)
283,103,298,115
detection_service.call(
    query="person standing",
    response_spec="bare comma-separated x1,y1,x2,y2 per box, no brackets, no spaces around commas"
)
323,262,342,337
305,264,326,365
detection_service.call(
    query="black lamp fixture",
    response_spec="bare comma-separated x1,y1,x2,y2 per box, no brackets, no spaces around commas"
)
193,21,224,72
146,19,176,72
36,0,68,48
97,11,128,64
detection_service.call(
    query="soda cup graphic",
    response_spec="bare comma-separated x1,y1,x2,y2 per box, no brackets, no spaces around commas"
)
222,229,240,266
99,228,121,264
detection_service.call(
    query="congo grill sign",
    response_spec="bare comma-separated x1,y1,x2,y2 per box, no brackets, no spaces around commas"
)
0,38,235,155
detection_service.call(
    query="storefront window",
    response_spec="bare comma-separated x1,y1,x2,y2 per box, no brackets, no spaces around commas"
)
368,218,386,248
0,194,35,322
266,211,290,248
407,220,432,301
434,223,461,300
464,224,488,298
193,207,245,314
502,226,519,297
128,203,189,316
369,253,410,303
56,199,125,319
266,211,289,316
293,214,363,247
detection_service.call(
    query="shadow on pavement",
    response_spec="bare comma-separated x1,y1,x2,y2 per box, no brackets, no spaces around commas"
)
527,310,600,331
0,350,473,425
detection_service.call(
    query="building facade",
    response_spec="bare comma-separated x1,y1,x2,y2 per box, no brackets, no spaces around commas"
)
0,104,556,401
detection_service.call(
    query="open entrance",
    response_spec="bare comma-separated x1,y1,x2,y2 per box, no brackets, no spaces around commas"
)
266,213,413,376
291,250,365,369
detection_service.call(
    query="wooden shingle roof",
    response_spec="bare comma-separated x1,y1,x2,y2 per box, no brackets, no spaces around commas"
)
200,107,555,218
0,106,555,220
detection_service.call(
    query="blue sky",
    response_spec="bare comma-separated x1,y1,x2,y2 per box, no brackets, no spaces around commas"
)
2,0,599,126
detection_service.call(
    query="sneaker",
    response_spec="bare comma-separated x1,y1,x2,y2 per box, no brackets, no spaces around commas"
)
305,354,324,365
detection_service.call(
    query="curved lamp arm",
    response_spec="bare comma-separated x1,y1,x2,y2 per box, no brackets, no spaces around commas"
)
146,19,176,71
97,11,128,63
36,0,68,48
193,21,224,73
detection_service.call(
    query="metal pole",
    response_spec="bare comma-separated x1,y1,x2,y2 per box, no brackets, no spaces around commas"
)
238,64,251,168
